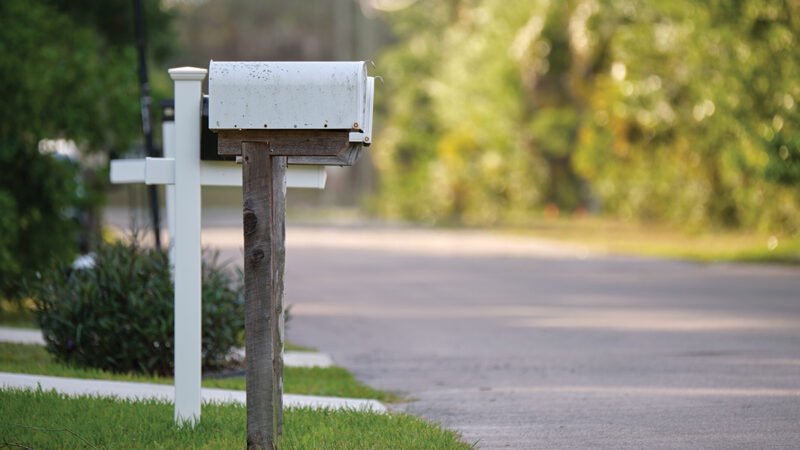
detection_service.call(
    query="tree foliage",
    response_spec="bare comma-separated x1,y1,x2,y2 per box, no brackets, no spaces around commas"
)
375,0,800,233
0,0,173,298
171,0,388,64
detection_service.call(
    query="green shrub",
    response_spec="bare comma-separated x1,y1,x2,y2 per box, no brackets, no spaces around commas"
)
0,142,83,300
33,235,243,376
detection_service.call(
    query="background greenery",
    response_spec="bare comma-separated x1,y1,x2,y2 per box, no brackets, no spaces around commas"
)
2,0,798,301
375,0,800,235
0,0,174,299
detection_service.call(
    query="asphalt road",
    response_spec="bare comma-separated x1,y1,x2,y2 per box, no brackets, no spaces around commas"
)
272,227,800,449
113,207,799,449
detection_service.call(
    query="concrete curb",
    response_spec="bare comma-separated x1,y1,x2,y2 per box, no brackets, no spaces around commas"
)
284,351,334,368
0,372,386,413
230,347,334,368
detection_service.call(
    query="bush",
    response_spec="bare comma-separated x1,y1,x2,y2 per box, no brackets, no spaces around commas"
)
33,234,244,376
0,142,83,300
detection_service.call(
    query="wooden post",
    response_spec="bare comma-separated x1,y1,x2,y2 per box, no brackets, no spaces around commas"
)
243,142,286,449
221,129,351,449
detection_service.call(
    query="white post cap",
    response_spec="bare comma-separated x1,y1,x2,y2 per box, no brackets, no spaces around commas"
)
169,66,208,81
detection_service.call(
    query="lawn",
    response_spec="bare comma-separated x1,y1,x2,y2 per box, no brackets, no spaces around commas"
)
0,389,469,449
512,216,800,264
0,342,399,402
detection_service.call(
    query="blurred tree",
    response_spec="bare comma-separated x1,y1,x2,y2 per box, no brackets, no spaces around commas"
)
171,0,389,64
376,0,588,224
172,0,390,207
0,0,174,299
42,0,175,62
372,2,457,222
573,0,800,232
376,0,800,233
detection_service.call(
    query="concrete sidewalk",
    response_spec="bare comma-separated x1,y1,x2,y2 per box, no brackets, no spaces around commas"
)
0,327,42,345
0,326,333,368
0,372,386,412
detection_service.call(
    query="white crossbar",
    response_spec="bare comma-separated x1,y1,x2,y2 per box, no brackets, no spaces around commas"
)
110,159,326,189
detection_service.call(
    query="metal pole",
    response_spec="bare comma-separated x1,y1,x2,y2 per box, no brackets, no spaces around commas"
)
168,66,207,426
133,0,162,248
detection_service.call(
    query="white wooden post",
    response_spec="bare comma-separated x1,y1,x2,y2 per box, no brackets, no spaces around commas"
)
169,66,206,426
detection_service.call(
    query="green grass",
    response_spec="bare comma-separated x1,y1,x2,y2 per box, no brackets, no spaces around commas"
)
284,341,316,352
0,342,399,402
205,367,399,402
0,389,469,449
512,216,800,264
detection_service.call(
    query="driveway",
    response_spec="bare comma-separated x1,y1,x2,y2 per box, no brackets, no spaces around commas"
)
276,227,800,449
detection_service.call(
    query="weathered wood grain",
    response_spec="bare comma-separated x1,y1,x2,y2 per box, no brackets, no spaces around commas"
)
217,130,350,156
287,143,363,166
243,142,277,449
233,131,355,447
270,155,286,442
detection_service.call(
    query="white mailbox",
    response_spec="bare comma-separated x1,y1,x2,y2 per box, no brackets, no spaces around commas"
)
209,61,373,144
